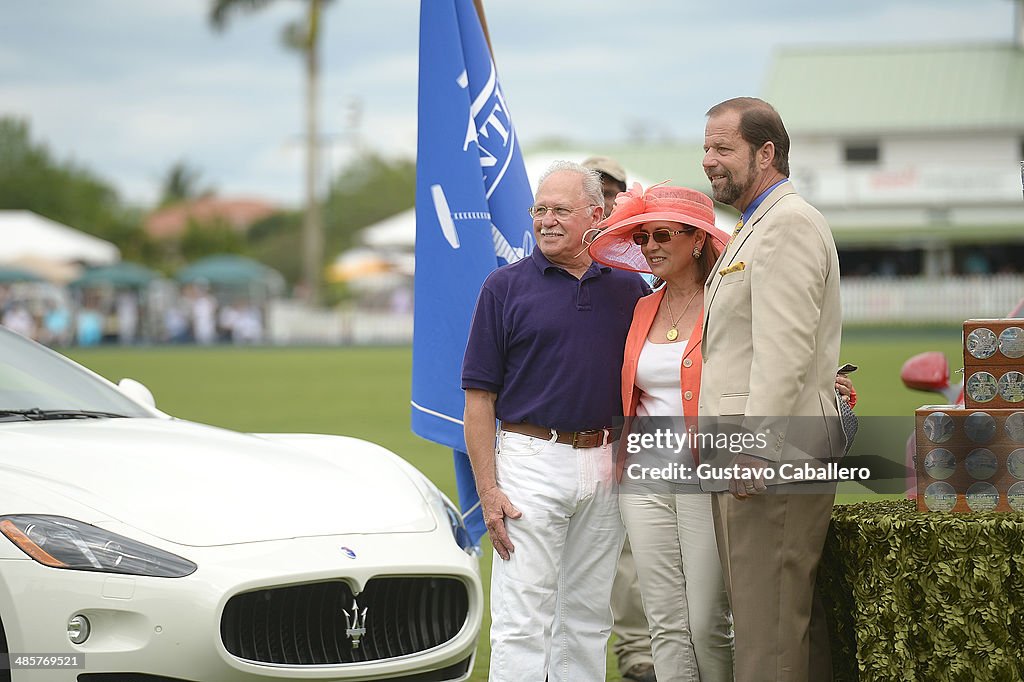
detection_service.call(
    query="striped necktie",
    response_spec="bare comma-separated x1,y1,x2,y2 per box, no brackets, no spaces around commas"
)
727,219,743,247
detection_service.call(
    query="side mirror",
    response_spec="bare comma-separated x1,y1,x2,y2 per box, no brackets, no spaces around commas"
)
900,352,950,393
118,377,156,409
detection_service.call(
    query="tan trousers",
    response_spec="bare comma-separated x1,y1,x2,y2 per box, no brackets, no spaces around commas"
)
620,492,733,682
711,489,835,682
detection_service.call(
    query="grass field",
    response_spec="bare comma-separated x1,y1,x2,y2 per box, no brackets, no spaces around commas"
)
68,325,965,680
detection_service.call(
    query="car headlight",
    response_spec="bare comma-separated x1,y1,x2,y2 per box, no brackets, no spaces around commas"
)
384,454,480,555
0,515,196,578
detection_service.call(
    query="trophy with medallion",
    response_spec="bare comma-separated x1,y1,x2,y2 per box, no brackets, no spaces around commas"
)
915,319,1024,512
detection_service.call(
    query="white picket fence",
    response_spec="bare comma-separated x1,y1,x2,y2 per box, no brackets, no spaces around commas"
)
267,301,413,345
841,275,1024,324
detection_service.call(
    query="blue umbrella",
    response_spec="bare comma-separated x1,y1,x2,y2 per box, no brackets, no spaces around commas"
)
0,266,44,283
176,255,284,295
69,262,159,289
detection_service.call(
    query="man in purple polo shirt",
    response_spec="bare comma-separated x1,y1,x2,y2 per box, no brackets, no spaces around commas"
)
462,160,650,681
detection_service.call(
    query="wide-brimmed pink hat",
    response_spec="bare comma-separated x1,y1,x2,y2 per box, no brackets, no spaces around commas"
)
587,183,729,274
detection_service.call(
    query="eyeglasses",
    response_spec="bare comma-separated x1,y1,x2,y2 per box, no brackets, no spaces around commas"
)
631,228,697,246
528,204,597,220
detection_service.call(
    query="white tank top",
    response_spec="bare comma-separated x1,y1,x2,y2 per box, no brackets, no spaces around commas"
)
635,338,686,417
631,337,694,478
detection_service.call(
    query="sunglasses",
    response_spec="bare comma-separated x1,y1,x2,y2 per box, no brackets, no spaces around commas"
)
631,227,697,246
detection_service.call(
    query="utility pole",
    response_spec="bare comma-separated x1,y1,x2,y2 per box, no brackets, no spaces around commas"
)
301,0,324,306
1015,0,1024,49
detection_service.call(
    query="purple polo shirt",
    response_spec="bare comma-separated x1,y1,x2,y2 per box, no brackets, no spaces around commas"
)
462,247,650,432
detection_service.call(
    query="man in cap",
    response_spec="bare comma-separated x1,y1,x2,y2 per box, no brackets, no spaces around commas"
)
582,155,658,682
582,155,628,218
462,160,650,681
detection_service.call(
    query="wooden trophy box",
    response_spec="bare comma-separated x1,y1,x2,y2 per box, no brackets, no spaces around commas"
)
914,405,1024,513
963,320,1024,409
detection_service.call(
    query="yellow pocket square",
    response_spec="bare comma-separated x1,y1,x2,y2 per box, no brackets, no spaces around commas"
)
719,261,746,276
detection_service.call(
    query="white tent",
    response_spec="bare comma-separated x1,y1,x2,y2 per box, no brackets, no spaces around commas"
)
361,209,417,249
359,152,735,252
0,210,120,267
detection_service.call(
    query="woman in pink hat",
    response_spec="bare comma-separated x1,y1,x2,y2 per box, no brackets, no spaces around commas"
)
588,183,734,681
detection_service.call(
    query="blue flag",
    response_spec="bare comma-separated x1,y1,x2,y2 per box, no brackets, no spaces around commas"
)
413,0,534,546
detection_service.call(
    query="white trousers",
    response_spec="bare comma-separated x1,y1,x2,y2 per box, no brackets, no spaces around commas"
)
488,430,624,682
619,492,733,682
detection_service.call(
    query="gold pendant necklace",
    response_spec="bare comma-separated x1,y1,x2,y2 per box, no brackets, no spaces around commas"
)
665,287,700,341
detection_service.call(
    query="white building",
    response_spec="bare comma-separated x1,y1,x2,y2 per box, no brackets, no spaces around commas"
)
764,41,1024,278
528,23,1024,321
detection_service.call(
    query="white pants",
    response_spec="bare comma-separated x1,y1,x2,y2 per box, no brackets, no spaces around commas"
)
488,430,624,682
619,492,733,682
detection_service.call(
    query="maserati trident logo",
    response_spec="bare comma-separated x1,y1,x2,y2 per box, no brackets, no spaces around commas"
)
343,599,368,649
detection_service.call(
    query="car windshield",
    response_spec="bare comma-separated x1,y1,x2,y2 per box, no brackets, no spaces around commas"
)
0,328,151,418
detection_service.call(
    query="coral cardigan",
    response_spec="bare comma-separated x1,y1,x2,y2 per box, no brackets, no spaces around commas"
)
620,288,704,469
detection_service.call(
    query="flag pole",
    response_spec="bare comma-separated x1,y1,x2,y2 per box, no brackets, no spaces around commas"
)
472,0,494,59
415,0,534,548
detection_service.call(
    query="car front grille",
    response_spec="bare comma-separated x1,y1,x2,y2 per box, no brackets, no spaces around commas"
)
220,576,470,665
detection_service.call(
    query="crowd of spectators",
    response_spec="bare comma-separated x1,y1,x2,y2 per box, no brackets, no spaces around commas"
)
0,282,265,347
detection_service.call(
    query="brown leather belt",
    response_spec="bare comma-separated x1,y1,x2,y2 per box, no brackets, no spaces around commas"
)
500,421,620,449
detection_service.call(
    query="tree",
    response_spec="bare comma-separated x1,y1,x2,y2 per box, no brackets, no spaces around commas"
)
246,152,415,289
322,153,416,258
247,210,304,286
0,116,157,265
209,0,334,305
159,160,214,208
180,218,245,262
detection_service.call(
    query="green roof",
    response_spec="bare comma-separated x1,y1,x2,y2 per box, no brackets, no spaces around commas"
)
763,43,1024,134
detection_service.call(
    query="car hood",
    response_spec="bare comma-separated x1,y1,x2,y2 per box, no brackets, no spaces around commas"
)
0,418,437,546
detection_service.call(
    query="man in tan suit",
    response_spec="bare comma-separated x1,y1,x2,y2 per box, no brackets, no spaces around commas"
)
698,97,842,681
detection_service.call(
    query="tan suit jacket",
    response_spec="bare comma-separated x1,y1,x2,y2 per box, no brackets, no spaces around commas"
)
698,183,842,490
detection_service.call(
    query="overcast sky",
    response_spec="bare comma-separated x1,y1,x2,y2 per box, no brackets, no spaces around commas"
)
0,0,1014,207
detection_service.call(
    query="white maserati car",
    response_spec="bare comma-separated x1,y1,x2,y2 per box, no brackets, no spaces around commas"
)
0,327,482,681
